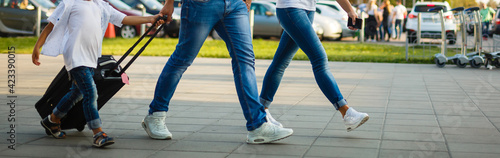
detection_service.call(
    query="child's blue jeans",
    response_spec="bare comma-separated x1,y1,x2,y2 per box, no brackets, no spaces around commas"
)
52,66,101,129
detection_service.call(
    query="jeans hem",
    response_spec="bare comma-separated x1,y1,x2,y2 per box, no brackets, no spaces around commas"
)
52,107,67,119
87,118,102,130
259,97,271,108
334,99,348,110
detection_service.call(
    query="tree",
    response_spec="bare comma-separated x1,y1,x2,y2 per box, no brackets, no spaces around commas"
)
487,0,498,8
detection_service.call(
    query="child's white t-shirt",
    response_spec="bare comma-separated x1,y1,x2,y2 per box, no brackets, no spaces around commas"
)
62,0,102,71
47,0,126,71
276,0,316,11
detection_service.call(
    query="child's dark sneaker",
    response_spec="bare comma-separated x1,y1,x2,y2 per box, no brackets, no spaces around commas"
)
40,116,66,139
93,132,114,148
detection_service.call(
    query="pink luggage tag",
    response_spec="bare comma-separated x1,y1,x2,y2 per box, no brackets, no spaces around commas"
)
121,73,129,85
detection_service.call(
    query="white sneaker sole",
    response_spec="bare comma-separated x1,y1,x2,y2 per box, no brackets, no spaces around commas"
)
141,121,172,140
246,132,293,144
347,115,369,132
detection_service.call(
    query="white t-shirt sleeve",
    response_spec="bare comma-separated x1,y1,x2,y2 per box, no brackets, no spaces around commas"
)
48,1,65,24
105,2,126,27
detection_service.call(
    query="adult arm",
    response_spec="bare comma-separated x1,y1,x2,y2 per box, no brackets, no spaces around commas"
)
159,0,175,24
32,22,54,66
122,15,161,25
337,0,358,30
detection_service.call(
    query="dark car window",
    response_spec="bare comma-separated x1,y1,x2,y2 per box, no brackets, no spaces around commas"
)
251,4,265,16
414,5,447,12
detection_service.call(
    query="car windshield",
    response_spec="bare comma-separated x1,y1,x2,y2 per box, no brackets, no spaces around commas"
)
32,0,55,9
414,5,447,12
140,0,163,10
108,0,132,10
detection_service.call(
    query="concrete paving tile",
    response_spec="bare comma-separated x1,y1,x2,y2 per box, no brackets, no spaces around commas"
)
200,125,248,134
384,119,438,126
0,144,154,158
312,137,380,148
288,128,325,137
445,134,500,144
384,125,440,133
285,121,330,129
163,140,242,153
448,143,500,154
386,108,435,115
227,153,292,158
381,140,448,151
234,144,309,156
305,146,378,158
383,132,444,142
450,152,500,158
441,127,500,136
379,149,450,158
327,122,383,132
438,120,497,128
320,129,381,140
149,151,228,158
183,132,246,143
385,114,437,121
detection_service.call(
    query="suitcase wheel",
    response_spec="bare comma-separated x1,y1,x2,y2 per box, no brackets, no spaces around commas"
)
77,125,85,132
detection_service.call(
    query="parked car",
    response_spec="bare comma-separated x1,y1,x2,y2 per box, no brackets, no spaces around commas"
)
0,0,55,36
313,12,342,41
248,1,282,38
406,1,457,44
315,4,356,40
105,0,153,38
316,1,357,39
121,0,181,38
490,8,500,35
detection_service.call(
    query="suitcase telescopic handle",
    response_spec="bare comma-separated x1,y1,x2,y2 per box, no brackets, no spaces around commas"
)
112,15,169,75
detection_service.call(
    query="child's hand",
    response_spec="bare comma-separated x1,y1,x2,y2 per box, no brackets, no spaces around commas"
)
32,48,41,66
151,14,165,27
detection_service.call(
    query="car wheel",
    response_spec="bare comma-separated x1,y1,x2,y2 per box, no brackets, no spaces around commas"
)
334,33,342,41
167,32,179,38
119,25,136,38
407,31,416,43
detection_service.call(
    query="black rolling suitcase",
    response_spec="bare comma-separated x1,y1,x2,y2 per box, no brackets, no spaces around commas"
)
35,17,167,131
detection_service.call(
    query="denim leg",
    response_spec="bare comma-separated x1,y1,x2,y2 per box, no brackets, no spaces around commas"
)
259,30,299,108
69,67,101,129
213,0,266,131
273,8,347,110
482,22,490,37
149,0,221,114
52,79,84,119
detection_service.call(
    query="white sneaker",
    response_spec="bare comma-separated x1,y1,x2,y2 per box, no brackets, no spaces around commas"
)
265,109,283,127
142,111,172,139
343,108,369,132
246,122,293,144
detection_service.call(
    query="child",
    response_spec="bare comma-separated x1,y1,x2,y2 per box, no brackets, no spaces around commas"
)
32,0,160,148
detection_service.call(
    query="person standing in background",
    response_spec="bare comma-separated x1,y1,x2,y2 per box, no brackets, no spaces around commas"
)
379,0,393,42
392,0,407,40
479,2,495,40
365,0,379,42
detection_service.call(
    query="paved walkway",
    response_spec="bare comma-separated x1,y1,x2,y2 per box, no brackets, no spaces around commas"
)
1,54,500,158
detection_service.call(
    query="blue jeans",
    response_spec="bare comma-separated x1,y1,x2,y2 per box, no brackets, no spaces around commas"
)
482,21,490,38
260,8,347,110
149,0,266,131
394,19,402,39
53,66,101,129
